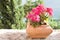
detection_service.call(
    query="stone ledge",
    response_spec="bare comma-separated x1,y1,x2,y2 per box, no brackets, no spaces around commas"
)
0,29,60,40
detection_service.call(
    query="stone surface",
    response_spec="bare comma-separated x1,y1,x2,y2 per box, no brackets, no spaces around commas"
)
0,29,60,40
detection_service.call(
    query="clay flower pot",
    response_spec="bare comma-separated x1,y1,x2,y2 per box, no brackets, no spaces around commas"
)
26,4,53,38
26,23,53,38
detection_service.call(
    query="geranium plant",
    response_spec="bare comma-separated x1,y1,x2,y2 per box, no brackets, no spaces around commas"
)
26,4,53,27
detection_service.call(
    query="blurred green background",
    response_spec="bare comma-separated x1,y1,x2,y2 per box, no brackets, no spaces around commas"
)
0,0,60,29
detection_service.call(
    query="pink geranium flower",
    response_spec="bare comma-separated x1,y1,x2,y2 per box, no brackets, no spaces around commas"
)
32,4,47,15
26,4,53,23
37,4,47,13
47,8,53,16
32,8,40,15
27,13,40,22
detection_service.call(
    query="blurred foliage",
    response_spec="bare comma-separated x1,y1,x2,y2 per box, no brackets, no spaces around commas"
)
48,18,60,29
0,0,43,29
0,0,59,29
0,0,14,29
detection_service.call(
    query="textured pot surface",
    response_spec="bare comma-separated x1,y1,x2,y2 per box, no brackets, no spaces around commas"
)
26,23,53,38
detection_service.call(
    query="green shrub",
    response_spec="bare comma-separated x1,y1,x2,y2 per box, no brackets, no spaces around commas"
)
48,18,60,29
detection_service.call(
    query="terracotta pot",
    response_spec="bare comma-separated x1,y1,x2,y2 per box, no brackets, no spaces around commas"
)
26,22,53,38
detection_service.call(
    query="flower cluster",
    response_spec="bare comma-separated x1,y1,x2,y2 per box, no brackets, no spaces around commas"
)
27,4,53,26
